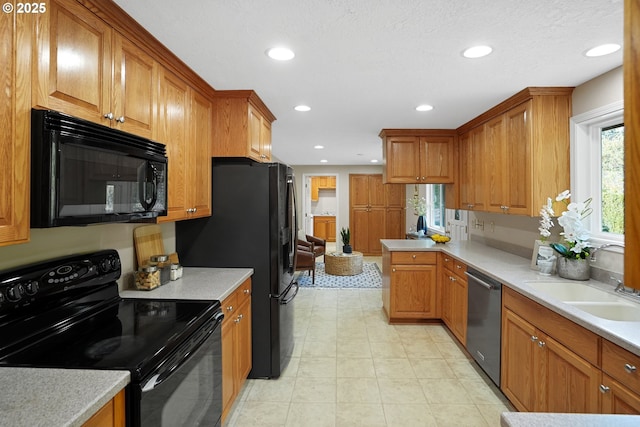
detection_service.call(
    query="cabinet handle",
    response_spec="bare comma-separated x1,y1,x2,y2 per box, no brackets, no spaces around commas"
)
538,340,546,348
392,268,396,272
449,276,456,282
625,363,637,373
599,384,611,393
421,176,425,181
467,204,474,209
103,112,114,120
416,176,420,180
412,254,416,259
531,335,538,342
116,116,125,123
243,289,250,295
234,314,244,323
226,305,233,312
456,265,462,269
444,258,450,262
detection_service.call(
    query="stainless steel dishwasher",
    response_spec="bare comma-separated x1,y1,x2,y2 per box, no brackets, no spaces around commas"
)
466,268,502,386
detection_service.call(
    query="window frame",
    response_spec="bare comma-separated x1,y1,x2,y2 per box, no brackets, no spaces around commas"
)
425,184,446,232
570,100,624,247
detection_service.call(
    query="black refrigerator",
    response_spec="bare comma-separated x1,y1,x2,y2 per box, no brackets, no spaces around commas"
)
176,158,298,378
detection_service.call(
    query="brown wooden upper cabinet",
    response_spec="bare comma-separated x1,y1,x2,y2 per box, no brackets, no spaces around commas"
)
457,87,573,216
311,176,336,201
34,0,158,138
212,90,276,162
379,129,457,184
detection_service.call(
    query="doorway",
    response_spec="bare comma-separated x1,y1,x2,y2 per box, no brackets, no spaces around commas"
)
302,174,338,242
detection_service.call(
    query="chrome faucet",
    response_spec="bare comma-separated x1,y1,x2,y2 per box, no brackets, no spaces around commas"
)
611,276,626,293
590,243,625,262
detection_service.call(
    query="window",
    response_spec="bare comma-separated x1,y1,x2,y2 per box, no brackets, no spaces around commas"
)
426,184,446,231
571,101,624,245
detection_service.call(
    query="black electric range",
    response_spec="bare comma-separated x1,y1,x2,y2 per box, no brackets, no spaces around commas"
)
0,250,223,426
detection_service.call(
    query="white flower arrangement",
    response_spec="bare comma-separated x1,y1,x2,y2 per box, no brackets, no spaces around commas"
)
407,196,427,216
539,190,593,259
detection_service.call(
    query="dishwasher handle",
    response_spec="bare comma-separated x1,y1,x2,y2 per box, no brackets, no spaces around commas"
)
465,271,496,290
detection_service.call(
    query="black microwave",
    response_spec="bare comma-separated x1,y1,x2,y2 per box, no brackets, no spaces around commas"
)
30,109,168,227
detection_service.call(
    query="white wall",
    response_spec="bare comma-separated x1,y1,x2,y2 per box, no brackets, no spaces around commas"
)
0,223,176,290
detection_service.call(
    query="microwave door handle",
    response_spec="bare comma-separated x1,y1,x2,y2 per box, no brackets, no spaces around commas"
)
139,162,158,210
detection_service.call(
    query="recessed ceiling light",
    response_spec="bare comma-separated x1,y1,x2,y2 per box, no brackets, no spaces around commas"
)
416,104,434,112
294,105,311,112
370,159,379,163
463,45,493,59
266,47,295,61
320,159,328,163
314,145,324,149
585,44,621,57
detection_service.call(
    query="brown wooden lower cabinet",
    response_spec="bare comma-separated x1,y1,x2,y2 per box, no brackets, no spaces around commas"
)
221,278,252,423
601,374,640,413
82,389,125,427
313,215,336,242
441,255,467,345
383,251,438,321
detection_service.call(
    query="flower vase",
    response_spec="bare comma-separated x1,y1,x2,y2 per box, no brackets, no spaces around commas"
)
416,215,427,234
556,257,591,281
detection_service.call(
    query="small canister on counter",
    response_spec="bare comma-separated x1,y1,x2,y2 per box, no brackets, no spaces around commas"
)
170,263,183,281
135,265,160,290
149,254,170,285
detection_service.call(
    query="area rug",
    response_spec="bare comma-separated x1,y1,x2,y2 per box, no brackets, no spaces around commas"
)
296,262,382,288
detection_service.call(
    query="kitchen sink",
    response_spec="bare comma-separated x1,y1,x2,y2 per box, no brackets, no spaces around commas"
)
566,302,640,322
524,281,621,302
524,281,640,322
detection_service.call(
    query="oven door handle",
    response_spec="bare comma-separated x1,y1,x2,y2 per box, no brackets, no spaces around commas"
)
141,313,223,393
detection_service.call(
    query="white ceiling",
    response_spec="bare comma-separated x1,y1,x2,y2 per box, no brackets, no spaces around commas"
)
114,0,623,166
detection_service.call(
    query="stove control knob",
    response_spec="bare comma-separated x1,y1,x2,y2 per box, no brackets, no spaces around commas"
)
99,258,111,273
7,284,25,302
110,256,120,271
24,280,39,296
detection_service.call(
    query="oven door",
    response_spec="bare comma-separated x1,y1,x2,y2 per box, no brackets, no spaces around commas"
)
131,312,223,427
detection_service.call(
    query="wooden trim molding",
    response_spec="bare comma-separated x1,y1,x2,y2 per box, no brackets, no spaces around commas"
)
624,0,640,289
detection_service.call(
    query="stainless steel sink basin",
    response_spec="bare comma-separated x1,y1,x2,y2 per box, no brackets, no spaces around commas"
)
524,281,640,322
566,302,640,322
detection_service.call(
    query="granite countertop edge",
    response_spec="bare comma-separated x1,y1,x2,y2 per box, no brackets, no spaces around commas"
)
381,239,640,357
119,267,254,301
0,368,130,427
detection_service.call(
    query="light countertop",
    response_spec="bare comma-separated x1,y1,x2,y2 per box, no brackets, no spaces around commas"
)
381,239,640,357
0,368,129,427
120,267,253,301
501,412,640,426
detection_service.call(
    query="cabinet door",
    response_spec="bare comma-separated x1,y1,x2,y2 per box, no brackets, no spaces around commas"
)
441,270,453,328
458,131,473,209
504,101,532,215
350,175,371,208
501,309,538,412
601,374,640,414
385,208,405,240
158,68,189,222
35,0,113,125
368,175,385,207
390,264,437,318
236,298,252,384
0,10,30,246
385,136,420,183
366,208,385,255
313,217,328,240
485,115,508,213
260,118,272,161
113,34,157,138
450,274,468,345
248,104,263,161
327,218,336,242
543,334,600,413
189,90,212,218
420,136,455,183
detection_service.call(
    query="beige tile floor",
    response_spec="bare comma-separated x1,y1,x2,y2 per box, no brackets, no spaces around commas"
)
225,275,514,426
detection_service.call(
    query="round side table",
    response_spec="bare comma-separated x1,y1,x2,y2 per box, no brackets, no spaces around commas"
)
324,251,363,276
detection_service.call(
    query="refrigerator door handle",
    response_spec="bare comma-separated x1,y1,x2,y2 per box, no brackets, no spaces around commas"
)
279,281,299,305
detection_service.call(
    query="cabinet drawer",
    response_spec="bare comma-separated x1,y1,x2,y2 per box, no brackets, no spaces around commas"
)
236,278,252,307
452,260,467,279
603,340,640,395
392,252,437,265
441,254,455,270
221,292,238,327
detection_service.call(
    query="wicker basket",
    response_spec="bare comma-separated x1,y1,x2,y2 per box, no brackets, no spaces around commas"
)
325,251,363,276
